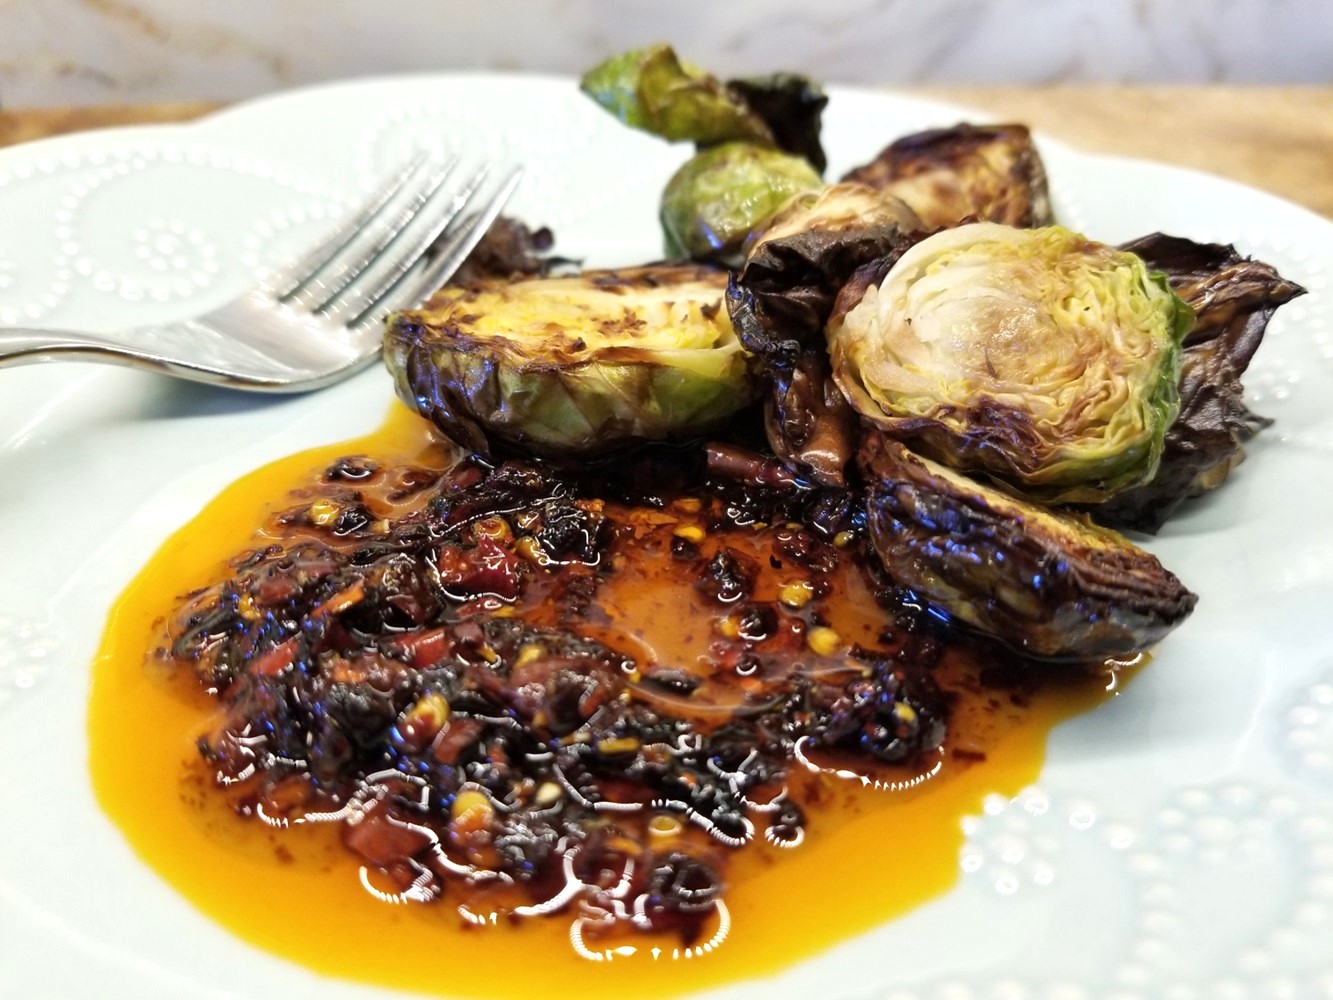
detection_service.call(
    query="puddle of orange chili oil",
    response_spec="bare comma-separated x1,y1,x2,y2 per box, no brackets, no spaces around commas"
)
89,403,1129,1000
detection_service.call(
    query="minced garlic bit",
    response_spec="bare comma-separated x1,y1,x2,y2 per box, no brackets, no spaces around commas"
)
717,614,741,639
806,626,843,657
514,535,550,566
514,643,546,669
473,516,512,541
236,593,260,621
779,579,815,608
648,814,684,838
533,782,563,807
595,736,641,755
308,499,339,526
450,789,494,823
405,691,451,726
673,524,706,544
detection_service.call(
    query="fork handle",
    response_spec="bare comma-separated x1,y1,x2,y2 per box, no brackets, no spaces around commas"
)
0,327,160,367
0,327,296,390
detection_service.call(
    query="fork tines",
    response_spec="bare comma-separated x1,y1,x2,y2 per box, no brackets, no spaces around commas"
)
265,153,523,331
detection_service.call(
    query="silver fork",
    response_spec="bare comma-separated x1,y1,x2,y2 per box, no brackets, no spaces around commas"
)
0,154,523,391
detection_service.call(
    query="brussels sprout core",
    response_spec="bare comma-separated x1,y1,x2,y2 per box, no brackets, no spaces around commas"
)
829,223,1193,503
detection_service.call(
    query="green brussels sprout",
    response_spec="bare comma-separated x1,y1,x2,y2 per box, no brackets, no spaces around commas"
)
661,141,823,261
579,45,773,147
859,431,1197,661
384,264,756,457
828,223,1194,504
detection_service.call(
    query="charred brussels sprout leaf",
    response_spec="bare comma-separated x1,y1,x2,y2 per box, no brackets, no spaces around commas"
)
828,223,1193,503
859,432,1197,661
746,181,923,265
384,265,756,457
726,183,923,485
1089,233,1306,531
725,73,829,172
661,141,823,261
449,216,563,285
579,45,774,147
843,123,1053,230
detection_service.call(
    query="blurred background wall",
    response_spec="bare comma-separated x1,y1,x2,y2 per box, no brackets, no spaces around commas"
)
0,0,1329,107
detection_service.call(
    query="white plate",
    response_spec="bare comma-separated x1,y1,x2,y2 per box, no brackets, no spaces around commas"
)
1,75,1331,1000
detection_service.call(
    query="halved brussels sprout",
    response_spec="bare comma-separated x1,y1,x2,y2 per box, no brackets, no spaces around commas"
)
827,223,1193,503
384,265,755,457
842,123,1053,230
859,432,1197,661
661,141,823,261
746,181,923,260
580,45,774,147
1090,233,1305,531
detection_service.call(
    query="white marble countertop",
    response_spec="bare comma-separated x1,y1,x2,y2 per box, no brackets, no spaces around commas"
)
0,0,1329,107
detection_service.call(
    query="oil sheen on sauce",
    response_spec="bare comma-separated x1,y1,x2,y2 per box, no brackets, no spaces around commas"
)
88,404,1129,999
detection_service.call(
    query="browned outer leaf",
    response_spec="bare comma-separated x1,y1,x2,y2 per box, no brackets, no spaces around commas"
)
726,204,918,486
724,73,829,172
859,431,1197,661
841,123,1053,230
448,216,562,285
1091,234,1306,532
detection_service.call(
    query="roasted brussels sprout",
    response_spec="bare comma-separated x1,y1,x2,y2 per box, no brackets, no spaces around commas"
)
1089,233,1305,531
827,223,1193,503
746,181,923,260
661,141,823,261
843,123,1053,230
581,45,830,262
726,183,923,485
580,45,829,170
385,265,755,457
859,431,1197,661
580,45,774,148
